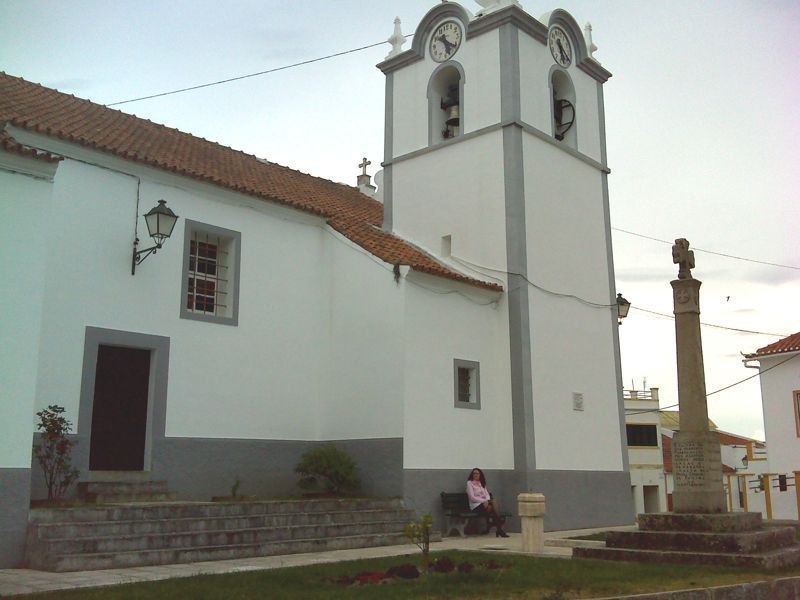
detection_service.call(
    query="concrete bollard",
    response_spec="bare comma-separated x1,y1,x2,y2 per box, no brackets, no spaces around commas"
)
518,493,546,553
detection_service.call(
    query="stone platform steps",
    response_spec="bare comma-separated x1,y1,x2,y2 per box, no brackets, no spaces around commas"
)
77,480,176,503
573,512,800,570
574,544,800,570
27,498,414,572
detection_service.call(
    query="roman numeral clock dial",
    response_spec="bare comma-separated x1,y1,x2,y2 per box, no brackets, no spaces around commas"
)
430,21,463,62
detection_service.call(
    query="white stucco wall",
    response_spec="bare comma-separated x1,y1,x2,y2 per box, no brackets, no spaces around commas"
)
518,32,603,162
391,129,507,272
391,24,501,158
0,162,52,467
17,139,445,450
758,354,800,474
518,33,556,135
401,272,513,469
523,136,623,471
28,153,348,442
319,232,405,440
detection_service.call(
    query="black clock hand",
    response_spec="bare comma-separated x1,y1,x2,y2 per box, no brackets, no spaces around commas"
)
557,39,570,62
439,34,455,53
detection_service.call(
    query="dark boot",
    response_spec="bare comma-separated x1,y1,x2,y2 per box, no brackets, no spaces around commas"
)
495,516,509,538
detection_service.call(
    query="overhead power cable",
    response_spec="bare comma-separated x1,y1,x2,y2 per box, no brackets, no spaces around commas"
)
625,353,800,415
629,306,789,338
451,255,788,337
106,35,412,107
612,227,800,270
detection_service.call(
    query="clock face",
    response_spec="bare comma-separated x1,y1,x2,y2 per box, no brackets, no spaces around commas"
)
430,20,463,62
548,26,572,67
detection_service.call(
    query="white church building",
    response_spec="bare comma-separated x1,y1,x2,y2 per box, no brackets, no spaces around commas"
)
0,1,633,566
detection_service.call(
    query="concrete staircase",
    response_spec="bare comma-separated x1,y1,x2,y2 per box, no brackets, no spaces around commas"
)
77,481,177,503
26,498,414,572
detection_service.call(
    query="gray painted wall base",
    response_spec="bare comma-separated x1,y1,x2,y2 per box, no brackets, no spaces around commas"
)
152,437,403,500
404,468,634,534
0,468,31,568
29,434,403,502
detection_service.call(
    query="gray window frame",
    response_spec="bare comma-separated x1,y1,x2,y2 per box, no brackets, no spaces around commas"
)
453,358,480,410
180,219,241,326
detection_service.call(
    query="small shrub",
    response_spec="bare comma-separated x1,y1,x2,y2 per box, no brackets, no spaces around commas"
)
431,556,455,573
483,559,503,570
295,445,360,494
353,571,387,585
33,405,79,501
385,563,420,579
457,561,474,573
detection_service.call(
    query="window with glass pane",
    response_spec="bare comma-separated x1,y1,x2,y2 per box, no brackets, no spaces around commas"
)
453,359,480,409
186,233,228,315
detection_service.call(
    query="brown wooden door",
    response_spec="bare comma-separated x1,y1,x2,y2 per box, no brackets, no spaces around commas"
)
89,345,151,471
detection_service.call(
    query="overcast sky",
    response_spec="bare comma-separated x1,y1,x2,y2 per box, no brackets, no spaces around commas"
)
2,0,798,440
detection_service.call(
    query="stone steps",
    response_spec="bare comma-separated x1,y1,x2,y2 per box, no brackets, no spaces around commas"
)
605,527,797,554
39,532,411,573
27,498,414,572
33,508,404,539
574,544,800,570
76,481,176,503
573,512,800,570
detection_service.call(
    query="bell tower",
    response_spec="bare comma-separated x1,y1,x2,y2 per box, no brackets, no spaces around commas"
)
379,1,633,527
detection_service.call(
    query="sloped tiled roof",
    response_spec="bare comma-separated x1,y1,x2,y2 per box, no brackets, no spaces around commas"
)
0,128,59,163
745,331,800,359
0,72,501,292
716,430,764,448
659,410,717,432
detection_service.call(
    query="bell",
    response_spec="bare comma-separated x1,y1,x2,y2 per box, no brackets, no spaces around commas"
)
445,104,460,127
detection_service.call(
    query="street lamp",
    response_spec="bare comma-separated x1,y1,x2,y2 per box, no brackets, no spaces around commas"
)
131,200,179,275
616,293,631,325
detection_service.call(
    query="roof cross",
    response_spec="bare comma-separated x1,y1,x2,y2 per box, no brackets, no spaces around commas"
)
358,157,371,176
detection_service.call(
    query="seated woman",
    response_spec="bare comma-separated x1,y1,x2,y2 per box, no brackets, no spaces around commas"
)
466,467,508,537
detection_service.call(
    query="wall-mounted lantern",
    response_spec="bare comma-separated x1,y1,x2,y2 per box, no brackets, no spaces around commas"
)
616,293,631,325
131,200,179,275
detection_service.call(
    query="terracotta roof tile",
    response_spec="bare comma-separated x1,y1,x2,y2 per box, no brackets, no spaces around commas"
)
0,72,502,292
0,129,60,163
746,331,800,359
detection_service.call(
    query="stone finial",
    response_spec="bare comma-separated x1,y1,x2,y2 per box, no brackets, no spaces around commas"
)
584,22,598,58
475,0,521,17
386,17,405,59
672,238,695,280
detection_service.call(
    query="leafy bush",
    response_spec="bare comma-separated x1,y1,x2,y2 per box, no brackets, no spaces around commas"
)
33,405,80,500
294,445,360,494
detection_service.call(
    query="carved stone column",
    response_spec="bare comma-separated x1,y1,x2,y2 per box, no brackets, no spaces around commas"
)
670,244,726,513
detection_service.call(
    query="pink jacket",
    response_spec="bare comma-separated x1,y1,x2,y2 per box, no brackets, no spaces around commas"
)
466,480,491,510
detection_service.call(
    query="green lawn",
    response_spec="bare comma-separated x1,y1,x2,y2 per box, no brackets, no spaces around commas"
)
14,551,800,600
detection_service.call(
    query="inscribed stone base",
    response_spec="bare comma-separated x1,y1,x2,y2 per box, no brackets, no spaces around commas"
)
671,430,726,513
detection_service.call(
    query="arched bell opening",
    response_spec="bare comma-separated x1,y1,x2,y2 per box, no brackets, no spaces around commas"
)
550,69,576,148
428,63,465,145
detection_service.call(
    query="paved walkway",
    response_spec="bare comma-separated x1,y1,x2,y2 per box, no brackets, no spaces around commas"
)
0,526,622,597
